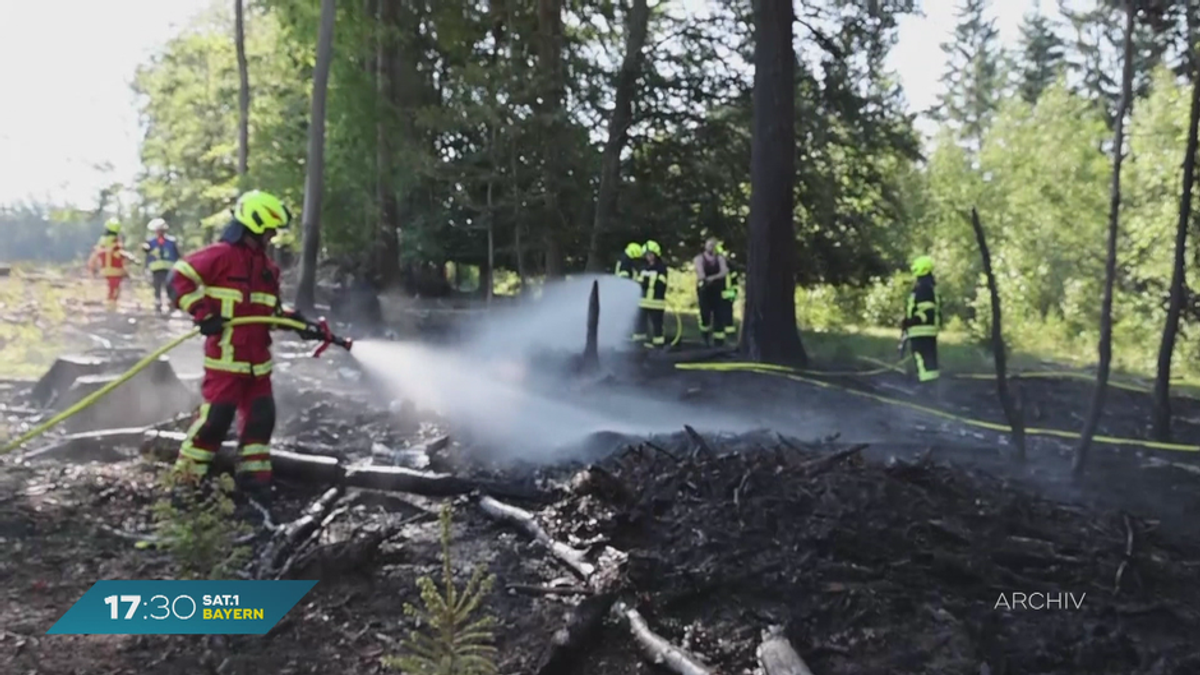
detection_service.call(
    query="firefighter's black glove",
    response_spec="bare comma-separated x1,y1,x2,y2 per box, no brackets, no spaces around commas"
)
284,308,309,325
296,321,327,342
196,314,227,336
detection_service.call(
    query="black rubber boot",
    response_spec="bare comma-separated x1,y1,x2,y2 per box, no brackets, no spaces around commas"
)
235,477,275,528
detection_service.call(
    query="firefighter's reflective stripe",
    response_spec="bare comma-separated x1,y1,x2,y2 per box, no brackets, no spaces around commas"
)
175,404,215,476
250,292,277,307
146,240,176,271
915,352,939,381
204,356,274,376
173,260,203,285
615,260,631,279
638,270,667,309
207,287,242,318
722,271,740,300
94,238,125,276
179,289,205,312
905,288,941,336
237,443,271,474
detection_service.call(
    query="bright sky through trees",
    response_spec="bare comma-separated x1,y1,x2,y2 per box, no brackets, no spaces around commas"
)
0,0,1034,207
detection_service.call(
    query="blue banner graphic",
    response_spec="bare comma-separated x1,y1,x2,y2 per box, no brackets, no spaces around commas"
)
47,580,317,635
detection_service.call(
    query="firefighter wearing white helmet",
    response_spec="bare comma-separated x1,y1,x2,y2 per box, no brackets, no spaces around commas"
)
142,218,182,314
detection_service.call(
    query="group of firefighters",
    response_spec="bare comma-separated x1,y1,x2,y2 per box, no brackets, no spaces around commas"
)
612,238,942,384
82,190,942,517
86,217,183,313
615,237,743,349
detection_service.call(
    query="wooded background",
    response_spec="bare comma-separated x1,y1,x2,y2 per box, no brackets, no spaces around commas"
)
3,0,1199,383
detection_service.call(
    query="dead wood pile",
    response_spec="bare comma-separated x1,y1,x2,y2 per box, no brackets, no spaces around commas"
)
532,432,1200,674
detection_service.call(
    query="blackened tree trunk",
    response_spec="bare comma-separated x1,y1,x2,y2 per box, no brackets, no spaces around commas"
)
235,0,250,183
295,0,337,313
584,0,651,272
1075,0,1135,476
740,0,806,366
1151,11,1200,441
970,207,1026,461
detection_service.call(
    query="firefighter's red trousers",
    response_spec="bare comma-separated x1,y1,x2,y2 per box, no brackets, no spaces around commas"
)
175,371,275,484
105,276,122,302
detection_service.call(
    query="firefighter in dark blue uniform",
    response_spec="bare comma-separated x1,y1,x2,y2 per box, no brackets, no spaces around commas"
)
142,218,182,314
636,240,669,349
901,255,941,383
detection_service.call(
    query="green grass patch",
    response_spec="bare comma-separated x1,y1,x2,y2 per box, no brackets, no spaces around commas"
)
0,270,76,379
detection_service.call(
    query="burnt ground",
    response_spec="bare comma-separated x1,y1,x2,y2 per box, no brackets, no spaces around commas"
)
3,306,1200,673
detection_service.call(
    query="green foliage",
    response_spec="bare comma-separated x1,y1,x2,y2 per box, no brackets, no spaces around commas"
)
121,0,1200,381
133,4,307,248
151,471,252,580
1014,7,1066,104
382,504,497,675
933,0,1005,151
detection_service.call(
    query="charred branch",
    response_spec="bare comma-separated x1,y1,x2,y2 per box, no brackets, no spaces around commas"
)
615,600,714,675
477,495,595,579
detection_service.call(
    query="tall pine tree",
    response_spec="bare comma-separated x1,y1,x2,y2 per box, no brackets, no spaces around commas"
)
1015,3,1066,104
932,0,1005,153
1057,0,1177,126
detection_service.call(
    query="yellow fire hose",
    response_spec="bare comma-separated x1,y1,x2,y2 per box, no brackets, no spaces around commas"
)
1,316,330,455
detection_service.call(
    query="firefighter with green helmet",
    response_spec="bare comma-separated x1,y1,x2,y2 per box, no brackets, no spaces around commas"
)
615,241,643,280
900,255,941,382
636,240,669,348
616,241,645,344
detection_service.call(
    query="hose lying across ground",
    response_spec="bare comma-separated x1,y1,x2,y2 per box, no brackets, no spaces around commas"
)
1,316,312,454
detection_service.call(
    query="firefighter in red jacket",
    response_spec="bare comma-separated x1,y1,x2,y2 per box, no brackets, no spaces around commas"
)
167,190,320,510
88,219,136,310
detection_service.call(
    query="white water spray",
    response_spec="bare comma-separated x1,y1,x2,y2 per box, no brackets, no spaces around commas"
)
350,274,761,462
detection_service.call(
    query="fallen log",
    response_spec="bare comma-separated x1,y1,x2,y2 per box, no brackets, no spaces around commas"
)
614,600,713,675
534,592,617,675
478,495,595,579
344,465,475,496
143,431,544,500
142,430,343,483
507,583,592,597
757,625,815,675
16,427,149,463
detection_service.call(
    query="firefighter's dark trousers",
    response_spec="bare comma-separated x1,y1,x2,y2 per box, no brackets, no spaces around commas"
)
697,283,725,346
719,294,737,342
175,371,276,488
151,270,169,309
910,335,939,382
635,307,665,348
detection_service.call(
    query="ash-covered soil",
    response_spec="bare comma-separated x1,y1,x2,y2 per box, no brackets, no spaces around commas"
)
3,271,1199,673
4,349,1200,674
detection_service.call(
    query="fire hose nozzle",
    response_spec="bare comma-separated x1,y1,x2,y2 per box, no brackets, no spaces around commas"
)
305,317,354,358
